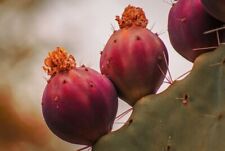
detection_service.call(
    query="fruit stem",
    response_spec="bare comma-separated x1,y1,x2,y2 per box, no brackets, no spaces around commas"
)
43,47,76,77
115,5,148,29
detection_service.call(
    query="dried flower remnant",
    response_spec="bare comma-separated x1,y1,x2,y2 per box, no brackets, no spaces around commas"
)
43,47,76,77
115,5,148,29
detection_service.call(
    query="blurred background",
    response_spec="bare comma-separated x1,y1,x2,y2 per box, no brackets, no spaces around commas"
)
0,0,192,150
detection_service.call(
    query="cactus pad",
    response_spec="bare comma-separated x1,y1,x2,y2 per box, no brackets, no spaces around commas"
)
93,45,225,151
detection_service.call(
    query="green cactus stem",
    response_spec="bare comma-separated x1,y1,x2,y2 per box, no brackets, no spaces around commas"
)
93,44,225,151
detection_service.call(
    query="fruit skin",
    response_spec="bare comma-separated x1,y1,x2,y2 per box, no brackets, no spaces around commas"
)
100,26,168,106
201,0,225,22
42,67,118,145
168,0,225,62
94,45,225,151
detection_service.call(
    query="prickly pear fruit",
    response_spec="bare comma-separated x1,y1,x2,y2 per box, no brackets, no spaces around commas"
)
93,44,225,151
201,0,225,22
42,47,118,145
168,0,225,62
100,5,168,106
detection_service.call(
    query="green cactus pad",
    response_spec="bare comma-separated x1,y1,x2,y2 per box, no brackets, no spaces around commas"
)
93,45,225,151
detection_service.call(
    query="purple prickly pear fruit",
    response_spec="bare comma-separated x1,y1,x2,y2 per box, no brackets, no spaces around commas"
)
100,5,168,106
168,0,225,62
201,0,225,22
42,47,118,145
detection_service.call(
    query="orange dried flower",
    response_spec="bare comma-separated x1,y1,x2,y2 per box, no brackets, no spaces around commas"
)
116,5,148,29
43,47,76,77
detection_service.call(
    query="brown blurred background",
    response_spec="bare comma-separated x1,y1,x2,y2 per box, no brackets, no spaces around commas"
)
0,0,191,150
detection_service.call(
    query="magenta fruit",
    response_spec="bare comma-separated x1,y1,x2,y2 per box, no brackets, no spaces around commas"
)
168,0,225,62
42,47,118,145
100,5,168,106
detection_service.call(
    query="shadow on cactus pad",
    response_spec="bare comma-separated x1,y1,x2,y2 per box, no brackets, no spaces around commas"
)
93,45,225,151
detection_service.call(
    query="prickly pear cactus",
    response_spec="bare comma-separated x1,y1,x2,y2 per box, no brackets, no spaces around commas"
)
100,5,168,106
93,44,225,151
42,47,118,146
